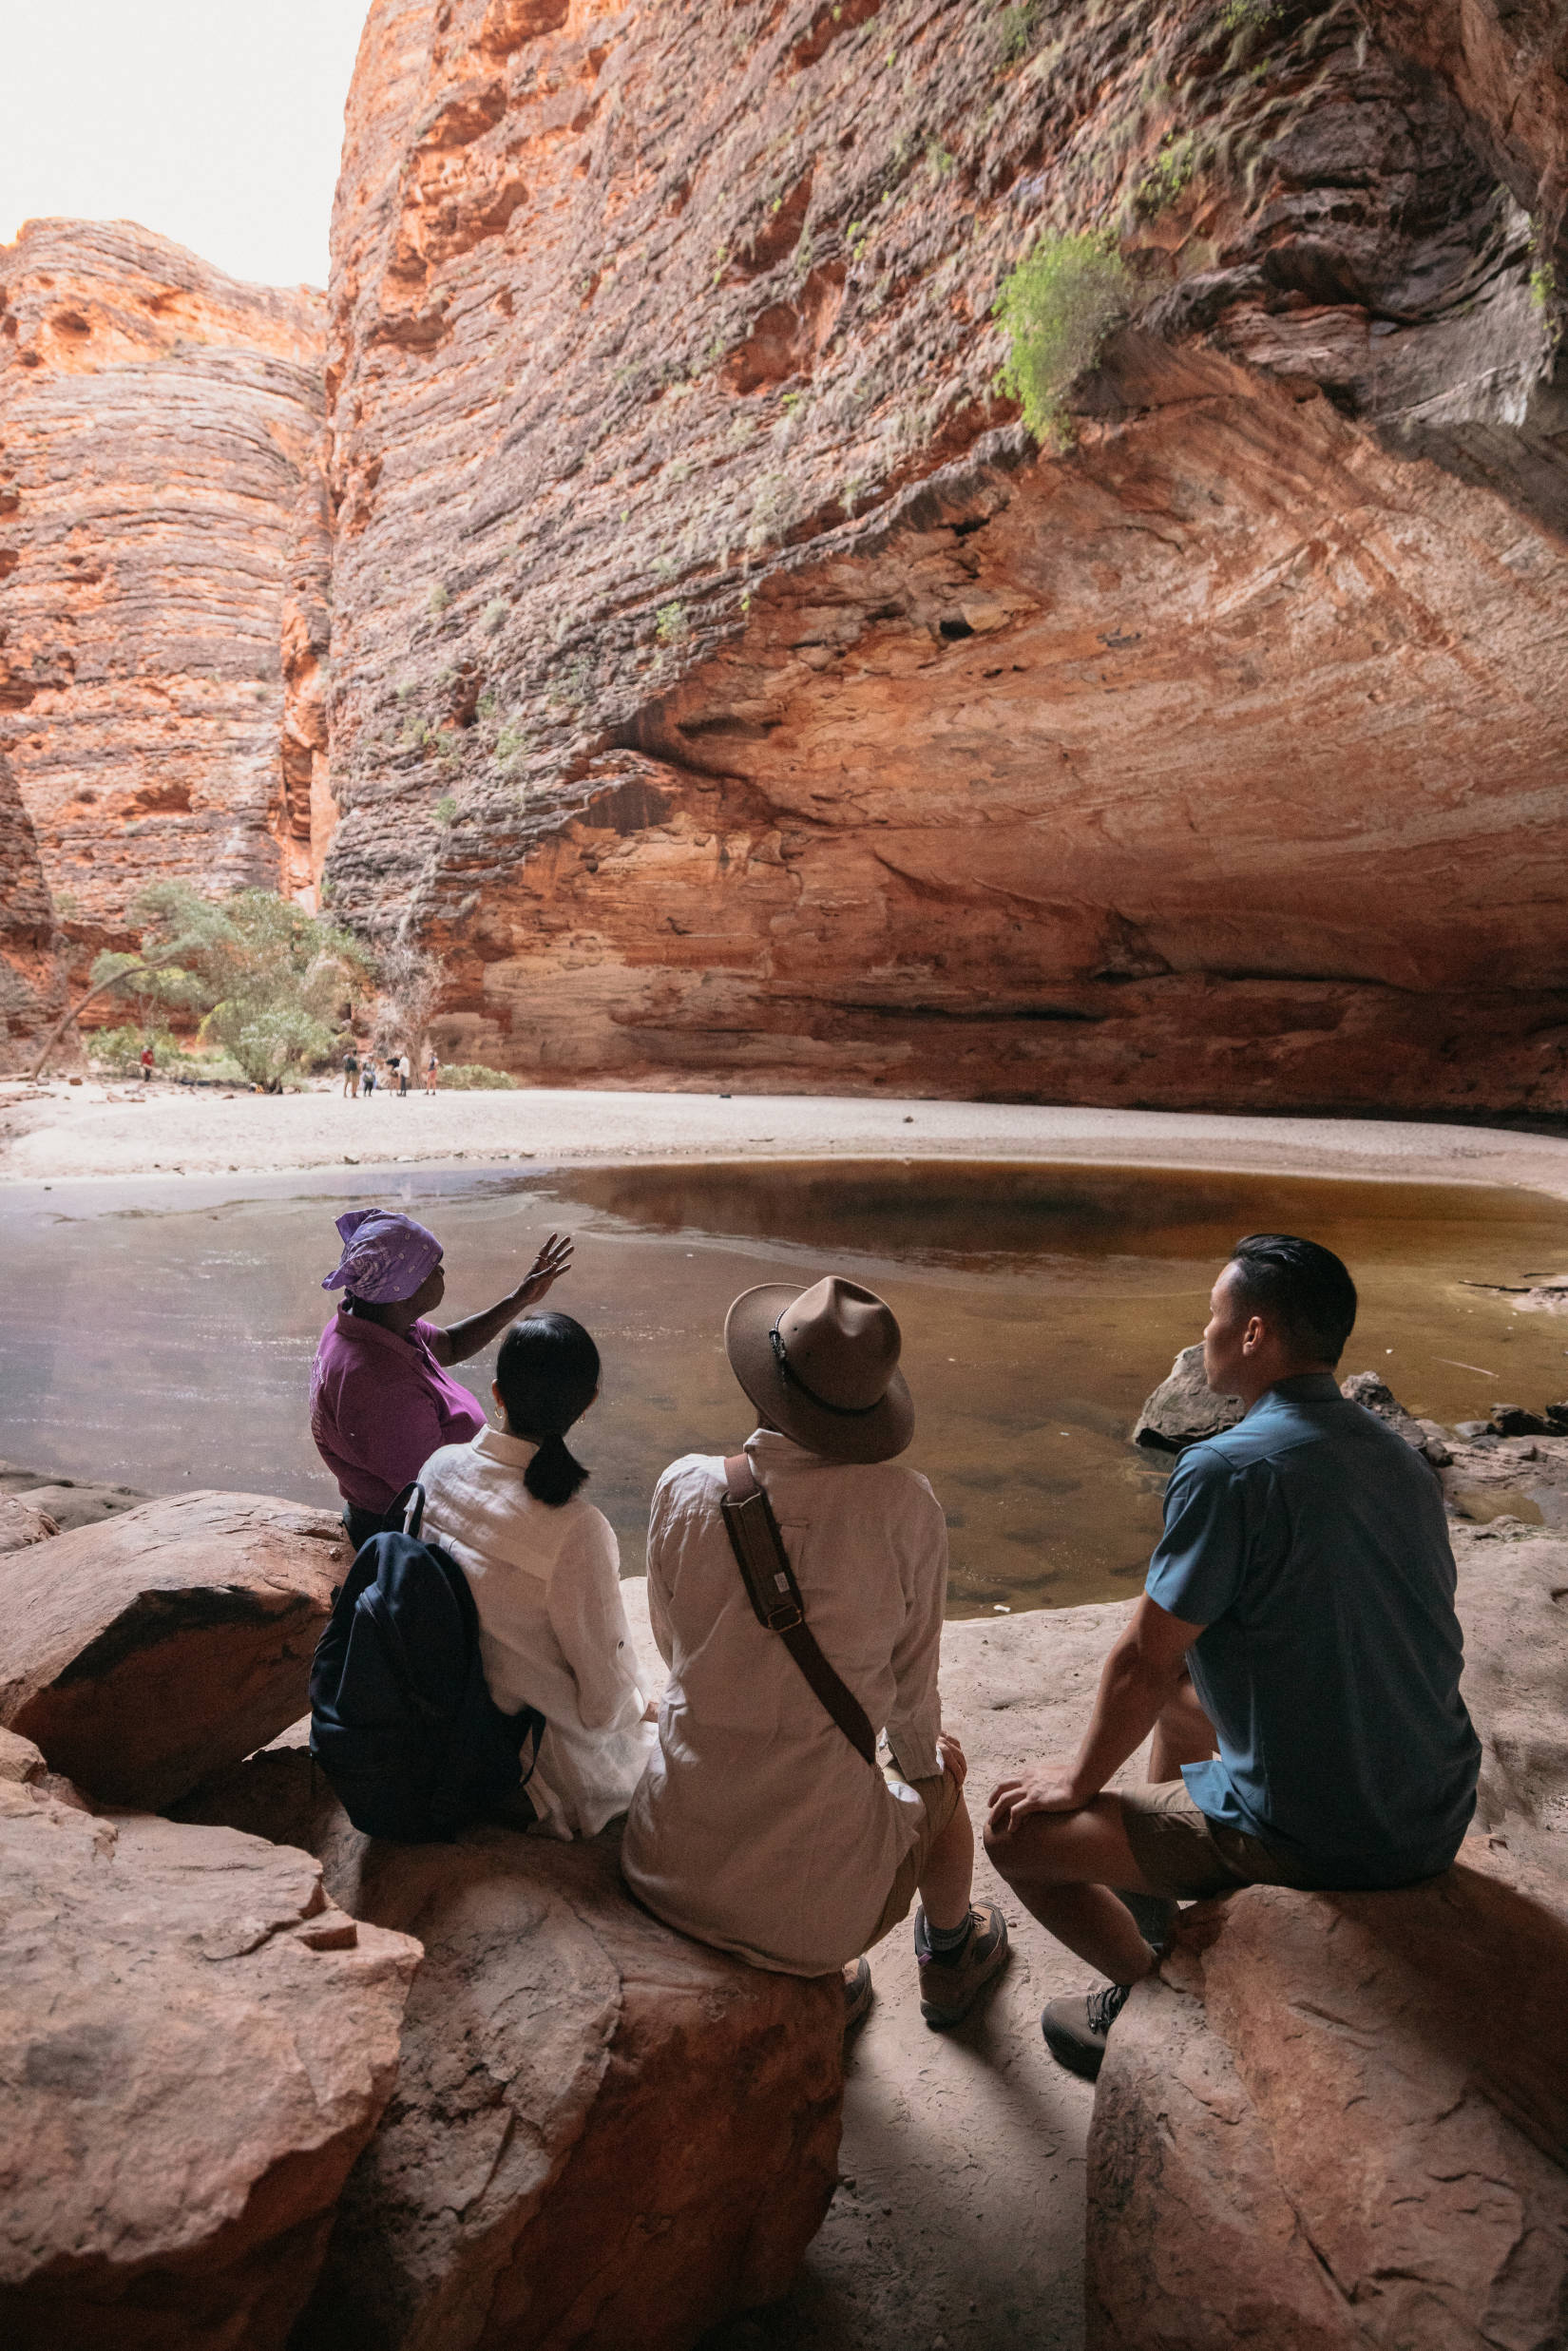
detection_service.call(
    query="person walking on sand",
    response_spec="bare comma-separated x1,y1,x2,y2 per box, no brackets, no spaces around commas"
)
985,1233,1481,2081
621,1274,1009,2030
425,1050,440,1095
398,1051,411,1098
342,1046,360,1099
139,1042,154,1082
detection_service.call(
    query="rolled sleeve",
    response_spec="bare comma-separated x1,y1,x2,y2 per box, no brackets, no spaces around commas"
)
884,1483,947,1781
1145,1448,1247,1626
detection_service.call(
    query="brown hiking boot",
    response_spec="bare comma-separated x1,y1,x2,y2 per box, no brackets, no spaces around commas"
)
913,1902,1010,2029
843,1956,873,2035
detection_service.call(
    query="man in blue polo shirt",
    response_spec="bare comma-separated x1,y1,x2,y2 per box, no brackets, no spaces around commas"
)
985,1233,1481,2080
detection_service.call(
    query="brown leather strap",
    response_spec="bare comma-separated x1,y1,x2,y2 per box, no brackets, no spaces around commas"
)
720,1453,878,1770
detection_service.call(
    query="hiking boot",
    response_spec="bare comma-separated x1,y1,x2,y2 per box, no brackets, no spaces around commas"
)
913,1902,1010,2029
843,1956,873,2035
1041,1981,1133,2081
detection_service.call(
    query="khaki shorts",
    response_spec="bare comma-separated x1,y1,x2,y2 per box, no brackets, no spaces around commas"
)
1120,1781,1333,1901
862,1760,963,1952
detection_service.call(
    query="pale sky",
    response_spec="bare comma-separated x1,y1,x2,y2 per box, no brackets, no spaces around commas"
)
0,1,372,289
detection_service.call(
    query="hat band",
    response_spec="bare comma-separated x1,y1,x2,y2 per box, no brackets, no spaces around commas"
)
770,1323,886,1419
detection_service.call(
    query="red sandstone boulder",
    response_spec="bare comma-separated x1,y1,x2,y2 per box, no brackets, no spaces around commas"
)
1131,1345,1242,1454
0,1491,349,1808
1086,1847,1568,2349
0,1780,420,2351
0,1495,59,1552
179,1735,844,2351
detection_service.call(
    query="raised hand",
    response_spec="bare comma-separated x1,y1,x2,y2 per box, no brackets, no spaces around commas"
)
516,1232,574,1308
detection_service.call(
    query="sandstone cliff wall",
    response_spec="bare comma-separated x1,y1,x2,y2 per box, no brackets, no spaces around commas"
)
320,0,1568,1111
0,221,332,980
0,749,71,1074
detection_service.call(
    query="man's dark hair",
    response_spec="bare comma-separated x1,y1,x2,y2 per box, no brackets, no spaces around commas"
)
1226,1234,1358,1366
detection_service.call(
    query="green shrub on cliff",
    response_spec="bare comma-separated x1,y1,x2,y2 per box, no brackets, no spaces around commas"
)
993,229,1132,443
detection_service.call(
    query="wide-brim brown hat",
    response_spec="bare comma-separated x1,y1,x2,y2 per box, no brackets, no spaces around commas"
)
724,1275,914,1464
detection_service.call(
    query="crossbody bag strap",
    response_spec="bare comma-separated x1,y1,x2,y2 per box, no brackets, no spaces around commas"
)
719,1452,878,1770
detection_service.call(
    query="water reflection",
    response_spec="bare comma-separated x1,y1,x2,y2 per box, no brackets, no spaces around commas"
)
3,1157,1564,1615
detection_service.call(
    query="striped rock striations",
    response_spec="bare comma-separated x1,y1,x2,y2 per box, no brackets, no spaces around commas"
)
0,221,331,982
318,0,1568,1110
0,749,70,1074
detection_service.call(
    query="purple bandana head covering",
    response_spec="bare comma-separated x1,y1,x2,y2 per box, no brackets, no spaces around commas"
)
322,1210,443,1305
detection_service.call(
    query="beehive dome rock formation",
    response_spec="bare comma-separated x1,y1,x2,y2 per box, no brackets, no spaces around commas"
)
318,0,1568,1110
0,749,70,1073
0,220,332,976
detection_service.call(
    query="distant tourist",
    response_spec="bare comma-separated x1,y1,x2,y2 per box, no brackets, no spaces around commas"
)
621,1275,1009,2030
362,1061,376,1097
309,1209,575,1549
425,1051,440,1095
421,1312,657,1837
398,1051,411,1098
139,1042,154,1082
342,1046,360,1098
985,1233,1482,2081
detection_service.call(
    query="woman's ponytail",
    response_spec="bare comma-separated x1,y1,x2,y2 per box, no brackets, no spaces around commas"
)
496,1312,601,1508
524,1430,589,1506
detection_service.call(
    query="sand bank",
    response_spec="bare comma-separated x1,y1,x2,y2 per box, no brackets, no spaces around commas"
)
4,1079,1568,1199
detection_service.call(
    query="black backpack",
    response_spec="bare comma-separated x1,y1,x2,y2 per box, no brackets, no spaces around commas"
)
309,1486,544,1842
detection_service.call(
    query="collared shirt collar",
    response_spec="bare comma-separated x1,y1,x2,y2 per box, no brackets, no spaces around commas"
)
473,1424,538,1466
1268,1372,1342,1403
745,1425,839,1465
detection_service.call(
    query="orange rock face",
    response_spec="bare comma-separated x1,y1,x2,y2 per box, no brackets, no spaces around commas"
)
320,0,1568,1111
0,221,331,977
0,748,69,1072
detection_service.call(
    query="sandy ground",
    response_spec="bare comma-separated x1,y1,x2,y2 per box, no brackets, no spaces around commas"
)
5,1076,1568,1200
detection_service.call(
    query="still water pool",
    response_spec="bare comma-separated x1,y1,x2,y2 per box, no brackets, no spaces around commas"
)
4,1157,1565,1615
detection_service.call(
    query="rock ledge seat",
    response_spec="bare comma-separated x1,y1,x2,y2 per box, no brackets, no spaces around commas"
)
1087,1844,1568,2349
176,1730,845,2351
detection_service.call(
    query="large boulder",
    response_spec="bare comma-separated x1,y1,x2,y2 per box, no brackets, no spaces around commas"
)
1454,1524,1568,1883
178,1735,844,2351
0,1491,349,1808
0,1496,59,1553
1338,1370,1452,1466
1130,1345,1242,1455
9,1479,150,1531
0,1777,420,2351
1086,1849,1568,2350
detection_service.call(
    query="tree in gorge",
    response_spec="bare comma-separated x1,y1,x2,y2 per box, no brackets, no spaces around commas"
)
31,884,373,1089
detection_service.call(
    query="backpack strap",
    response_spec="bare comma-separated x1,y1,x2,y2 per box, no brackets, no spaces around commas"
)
720,1453,878,1770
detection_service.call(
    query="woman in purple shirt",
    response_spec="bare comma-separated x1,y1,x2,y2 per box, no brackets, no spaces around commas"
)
310,1209,573,1548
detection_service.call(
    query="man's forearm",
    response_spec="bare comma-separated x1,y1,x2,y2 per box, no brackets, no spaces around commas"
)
1066,1644,1180,1802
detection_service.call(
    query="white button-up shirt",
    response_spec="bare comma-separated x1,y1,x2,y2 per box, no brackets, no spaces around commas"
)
621,1428,948,1975
420,1426,656,1839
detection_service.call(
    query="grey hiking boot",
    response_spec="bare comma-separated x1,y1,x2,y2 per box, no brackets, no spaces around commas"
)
913,1902,1010,2029
1042,1980,1132,2081
843,1956,873,2035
